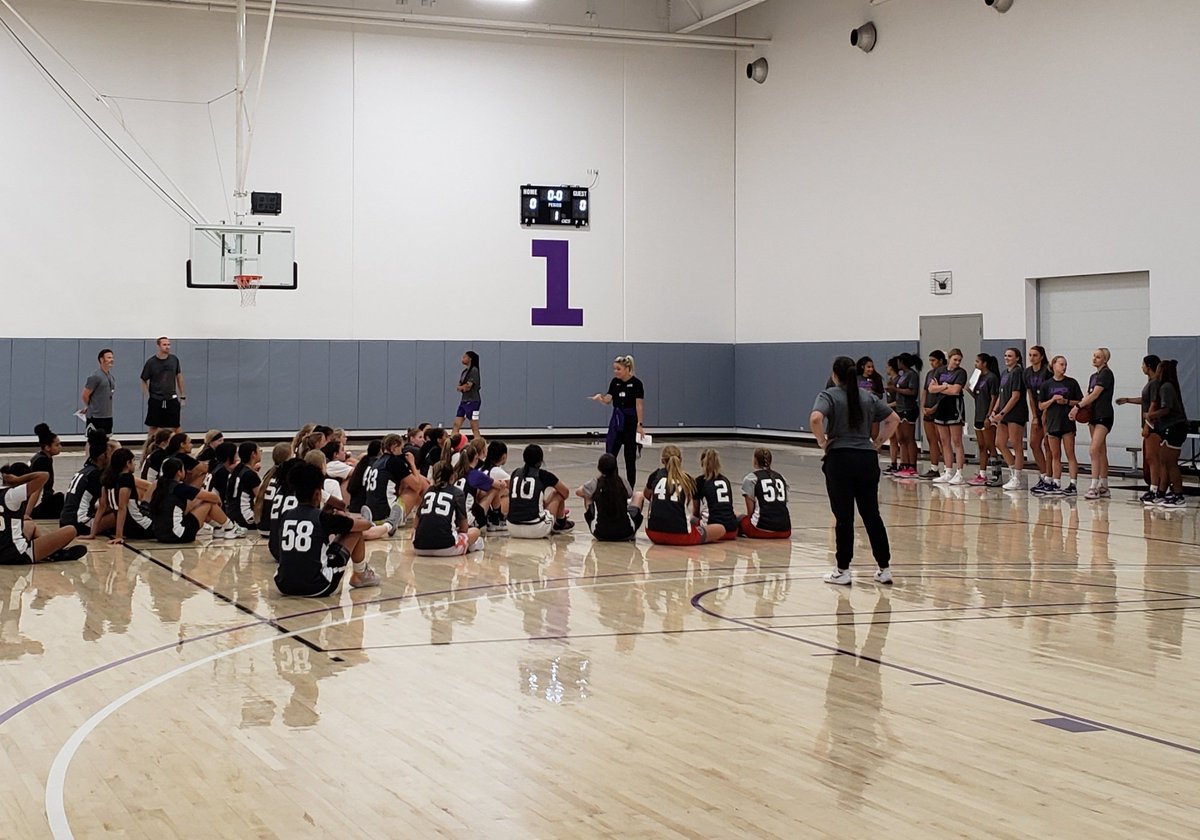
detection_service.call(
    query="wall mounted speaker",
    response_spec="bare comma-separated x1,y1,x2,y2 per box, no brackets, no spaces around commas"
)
851,22,877,53
746,57,768,84
985,0,1014,11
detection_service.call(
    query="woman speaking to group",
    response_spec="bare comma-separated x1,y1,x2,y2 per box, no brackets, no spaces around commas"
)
590,355,645,486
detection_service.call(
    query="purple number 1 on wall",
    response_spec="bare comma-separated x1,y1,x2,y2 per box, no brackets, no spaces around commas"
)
531,239,583,326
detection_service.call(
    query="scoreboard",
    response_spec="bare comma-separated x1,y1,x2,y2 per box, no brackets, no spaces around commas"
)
521,185,589,228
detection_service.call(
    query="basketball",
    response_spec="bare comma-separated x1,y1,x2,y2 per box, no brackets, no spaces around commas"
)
1075,406,1092,424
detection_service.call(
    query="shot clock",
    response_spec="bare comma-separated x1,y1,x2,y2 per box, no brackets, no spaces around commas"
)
521,185,589,228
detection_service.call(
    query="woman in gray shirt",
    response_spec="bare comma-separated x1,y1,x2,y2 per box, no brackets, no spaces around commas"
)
1071,347,1115,499
451,350,483,440
810,356,900,586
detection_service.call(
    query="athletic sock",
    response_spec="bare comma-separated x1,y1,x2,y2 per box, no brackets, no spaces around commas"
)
352,559,368,574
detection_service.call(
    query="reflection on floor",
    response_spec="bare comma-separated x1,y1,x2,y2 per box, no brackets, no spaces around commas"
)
2,440,1199,839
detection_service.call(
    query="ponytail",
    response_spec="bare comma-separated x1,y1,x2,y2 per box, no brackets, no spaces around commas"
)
255,442,293,521
150,457,183,514
833,355,863,428
594,453,628,519
664,452,695,500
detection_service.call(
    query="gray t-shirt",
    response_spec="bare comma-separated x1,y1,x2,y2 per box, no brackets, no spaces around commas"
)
141,354,181,400
1158,382,1188,427
1087,366,1115,422
813,386,894,451
460,366,481,402
84,369,115,419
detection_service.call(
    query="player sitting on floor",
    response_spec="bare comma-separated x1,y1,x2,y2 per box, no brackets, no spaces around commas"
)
506,444,575,538
577,453,643,542
0,464,88,563
412,461,485,557
739,448,792,539
642,445,726,545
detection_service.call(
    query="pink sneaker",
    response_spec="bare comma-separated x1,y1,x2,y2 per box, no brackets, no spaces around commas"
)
968,473,988,486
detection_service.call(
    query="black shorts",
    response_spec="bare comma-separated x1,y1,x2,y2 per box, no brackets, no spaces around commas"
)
0,543,34,565
1089,417,1114,431
86,417,113,436
145,398,181,429
61,520,90,539
158,513,201,544
1047,427,1076,439
1000,414,1027,428
973,420,986,431
1162,422,1188,448
896,408,918,423
933,399,964,426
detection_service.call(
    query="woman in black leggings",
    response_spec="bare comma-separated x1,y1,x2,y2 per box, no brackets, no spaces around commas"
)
810,356,900,586
590,354,645,485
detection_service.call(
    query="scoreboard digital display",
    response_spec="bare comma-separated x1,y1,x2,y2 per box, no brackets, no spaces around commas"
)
521,185,589,228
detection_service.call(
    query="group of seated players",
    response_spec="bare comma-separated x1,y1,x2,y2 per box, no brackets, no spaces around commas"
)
1,421,793,600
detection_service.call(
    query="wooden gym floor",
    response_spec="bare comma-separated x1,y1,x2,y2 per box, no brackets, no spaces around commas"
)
2,440,1198,839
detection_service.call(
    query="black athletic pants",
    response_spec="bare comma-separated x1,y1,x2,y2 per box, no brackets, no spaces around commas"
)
822,448,890,570
608,426,638,487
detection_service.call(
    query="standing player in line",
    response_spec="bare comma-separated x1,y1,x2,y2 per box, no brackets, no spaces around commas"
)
1116,354,1161,493
889,354,920,477
1025,345,1053,492
1145,359,1189,507
920,351,946,479
928,349,969,485
1036,355,1083,497
140,337,185,442
451,351,483,440
1072,348,1115,499
968,353,1000,486
990,347,1029,491
590,355,645,487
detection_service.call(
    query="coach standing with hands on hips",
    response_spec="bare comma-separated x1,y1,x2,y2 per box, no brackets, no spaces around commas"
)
591,354,645,487
141,336,186,439
811,356,900,587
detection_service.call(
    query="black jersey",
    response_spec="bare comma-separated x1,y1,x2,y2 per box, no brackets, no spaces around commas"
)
209,464,231,500
0,485,33,562
61,462,101,529
508,466,560,524
106,473,153,534
272,505,354,597
142,448,168,482
258,474,281,535
152,481,200,542
695,474,739,531
742,469,790,532
644,467,692,533
363,454,412,520
412,485,469,550
29,452,55,494
225,463,261,527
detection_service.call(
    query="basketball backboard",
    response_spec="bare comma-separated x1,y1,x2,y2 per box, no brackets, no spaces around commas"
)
187,224,298,289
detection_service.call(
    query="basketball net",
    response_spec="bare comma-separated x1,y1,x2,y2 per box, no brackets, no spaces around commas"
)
234,274,262,308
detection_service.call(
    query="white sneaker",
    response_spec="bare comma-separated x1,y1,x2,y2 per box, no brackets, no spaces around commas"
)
932,471,951,484
1002,476,1021,491
220,525,247,539
823,569,852,586
948,470,965,485
873,568,893,584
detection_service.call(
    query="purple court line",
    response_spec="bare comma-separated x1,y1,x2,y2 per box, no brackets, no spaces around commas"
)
0,561,714,729
689,581,1200,757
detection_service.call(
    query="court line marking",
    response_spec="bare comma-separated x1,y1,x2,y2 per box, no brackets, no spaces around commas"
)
41,570,701,840
690,581,1200,757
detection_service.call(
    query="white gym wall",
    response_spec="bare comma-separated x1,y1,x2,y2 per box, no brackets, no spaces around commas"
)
734,0,1200,344
0,0,735,343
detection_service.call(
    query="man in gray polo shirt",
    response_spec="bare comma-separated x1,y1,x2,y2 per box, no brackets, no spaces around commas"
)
80,348,116,436
141,336,186,438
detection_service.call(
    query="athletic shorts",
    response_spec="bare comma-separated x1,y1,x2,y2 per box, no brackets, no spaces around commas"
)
933,399,964,426
1000,414,1027,428
646,527,704,546
1089,417,1114,431
896,408,918,424
158,513,201,544
86,417,113,436
456,400,481,420
61,520,92,540
973,421,986,432
414,532,472,556
0,543,35,565
145,398,181,429
589,506,643,542
120,518,154,541
1047,427,1076,440
738,516,791,540
509,510,554,539
1162,422,1188,449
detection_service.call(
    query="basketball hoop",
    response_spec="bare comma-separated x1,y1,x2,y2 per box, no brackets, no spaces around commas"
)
234,274,262,308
